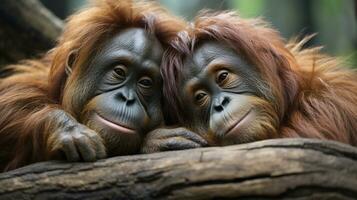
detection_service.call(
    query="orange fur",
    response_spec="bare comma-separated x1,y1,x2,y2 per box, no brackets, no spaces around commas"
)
0,0,185,171
162,11,357,145
281,39,357,143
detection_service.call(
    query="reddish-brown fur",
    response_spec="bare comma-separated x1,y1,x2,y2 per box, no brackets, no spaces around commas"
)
162,11,357,145
0,0,185,171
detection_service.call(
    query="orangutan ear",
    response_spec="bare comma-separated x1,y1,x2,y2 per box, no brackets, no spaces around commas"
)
65,50,78,75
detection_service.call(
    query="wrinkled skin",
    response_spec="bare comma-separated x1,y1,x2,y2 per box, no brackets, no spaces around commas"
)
54,28,166,159
175,41,278,146
142,41,278,153
52,28,207,158
141,127,207,153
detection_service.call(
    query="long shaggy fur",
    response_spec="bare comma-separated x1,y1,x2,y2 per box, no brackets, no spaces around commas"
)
162,11,357,145
0,0,185,171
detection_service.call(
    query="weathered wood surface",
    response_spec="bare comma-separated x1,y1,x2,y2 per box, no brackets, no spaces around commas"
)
0,0,63,67
0,138,356,200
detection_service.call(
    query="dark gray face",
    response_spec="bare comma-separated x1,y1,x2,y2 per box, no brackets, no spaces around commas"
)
77,28,164,155
180,41,276,145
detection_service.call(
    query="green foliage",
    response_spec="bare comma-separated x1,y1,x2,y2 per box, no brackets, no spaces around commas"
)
66,0,357,67
231,0,265,17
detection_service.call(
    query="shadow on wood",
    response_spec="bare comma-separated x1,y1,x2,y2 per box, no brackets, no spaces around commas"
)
0,138,356,200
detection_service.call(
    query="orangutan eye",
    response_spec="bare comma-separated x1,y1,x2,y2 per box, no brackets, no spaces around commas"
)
195,93,205,101
138,77,153,88
216,70,229,84
113,66,126,78
194,91,207,103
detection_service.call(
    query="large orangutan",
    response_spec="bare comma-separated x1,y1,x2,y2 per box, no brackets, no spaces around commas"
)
155,11,357,148
0,0,207,171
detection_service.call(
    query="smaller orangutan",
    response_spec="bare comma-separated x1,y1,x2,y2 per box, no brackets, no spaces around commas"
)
0,0,207,171
149,11,357,149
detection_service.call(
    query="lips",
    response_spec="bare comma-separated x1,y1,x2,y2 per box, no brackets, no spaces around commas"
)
225,109,254,136
93,113,136,134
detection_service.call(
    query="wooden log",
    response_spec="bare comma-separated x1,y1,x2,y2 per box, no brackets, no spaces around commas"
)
0,138,356,200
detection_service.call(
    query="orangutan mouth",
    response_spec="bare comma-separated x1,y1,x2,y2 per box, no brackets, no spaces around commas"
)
94,113,136,134
225,109,254,136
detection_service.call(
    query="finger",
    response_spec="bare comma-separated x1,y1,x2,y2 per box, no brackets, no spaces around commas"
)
141,141,160,154
61,136,80,162
48,137,65,159
149,128,207,146
87,131,107,159
175,131,208,146
74,134,96,162
93,138,107,159
146,128,189,139
160,137,201,151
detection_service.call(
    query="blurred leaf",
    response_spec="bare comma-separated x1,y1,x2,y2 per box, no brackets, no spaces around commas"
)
231,0,265,17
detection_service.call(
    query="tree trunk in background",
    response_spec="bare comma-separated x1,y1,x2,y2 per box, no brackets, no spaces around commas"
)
39,0,70,19
1,139,357,200
0,0,63,69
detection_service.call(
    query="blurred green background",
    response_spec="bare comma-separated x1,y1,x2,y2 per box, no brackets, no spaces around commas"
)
40,0,357,67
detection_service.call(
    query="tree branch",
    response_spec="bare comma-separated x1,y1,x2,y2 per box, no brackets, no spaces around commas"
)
1,138,356,200
0,0,63,67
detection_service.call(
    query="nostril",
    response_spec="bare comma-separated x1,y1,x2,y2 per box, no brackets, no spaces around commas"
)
126,98,135,105
117,91,136,105
213,96,229,113
222,97,230,107
214,105,224,112
118,93,127,102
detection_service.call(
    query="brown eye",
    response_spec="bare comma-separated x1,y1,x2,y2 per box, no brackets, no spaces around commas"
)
138,77,153,88
216,70,229,84
114,66,126,78
195,92,206,102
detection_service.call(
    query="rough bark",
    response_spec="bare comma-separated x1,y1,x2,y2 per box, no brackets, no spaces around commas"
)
0,138,356,200
0,0,63,68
